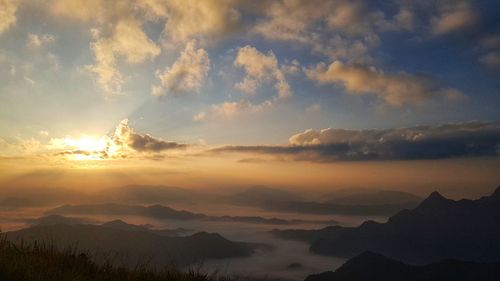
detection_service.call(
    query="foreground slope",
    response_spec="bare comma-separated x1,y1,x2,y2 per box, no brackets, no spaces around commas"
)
0,238,227,281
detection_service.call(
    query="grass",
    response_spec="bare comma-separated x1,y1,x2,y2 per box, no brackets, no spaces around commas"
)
0,238,231,281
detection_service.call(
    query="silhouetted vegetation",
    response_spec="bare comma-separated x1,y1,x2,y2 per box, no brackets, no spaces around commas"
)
0,238,230,281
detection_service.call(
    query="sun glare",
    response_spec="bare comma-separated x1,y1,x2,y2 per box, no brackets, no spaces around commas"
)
49,135,111,160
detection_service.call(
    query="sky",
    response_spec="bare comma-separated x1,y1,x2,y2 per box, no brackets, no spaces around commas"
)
1,0,500,197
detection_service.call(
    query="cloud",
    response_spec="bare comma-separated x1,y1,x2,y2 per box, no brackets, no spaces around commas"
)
26,33,55,48
140,0,241,44
194,45,291,121
194,99,274,121
114,119,187,152
0,0,18,35
193,111,207,121
479,52,500,68
305,61,466,106
478,34,500,68
306,104,321,113
153,40,210,97
50,0,110,22
87,18,161,96
210,122,500,162
39,130,49,137
0,137,41,156
431,1,478,35
234,45,292,99
252,0,405,62
138,0,240,44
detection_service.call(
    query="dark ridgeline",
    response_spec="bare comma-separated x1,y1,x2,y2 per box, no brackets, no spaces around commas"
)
273,186,500,263
305,251,500,281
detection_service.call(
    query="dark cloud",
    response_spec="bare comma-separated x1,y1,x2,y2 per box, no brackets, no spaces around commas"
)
210,122,500,162
128,133,187,152
113,119,188,153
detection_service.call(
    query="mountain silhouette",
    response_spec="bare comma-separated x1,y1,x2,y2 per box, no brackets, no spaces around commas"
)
220,186,303,206
47,203,332,225
274,186,500,263
325,190,421,205
224,188,421,216
304,251,500,281
4,222,258,266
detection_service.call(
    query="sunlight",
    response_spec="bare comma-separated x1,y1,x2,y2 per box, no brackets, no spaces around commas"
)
49,135,111,160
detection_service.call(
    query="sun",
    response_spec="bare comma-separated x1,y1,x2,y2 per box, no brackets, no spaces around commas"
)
72,136,108,152
50,135,111,160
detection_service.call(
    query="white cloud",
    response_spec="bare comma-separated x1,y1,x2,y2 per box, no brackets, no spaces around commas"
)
27,33,55,48
87,18,161,97
193,111,207,121
195,99,274,121
234,45,292,99
39,130,49,137
153,40,210,97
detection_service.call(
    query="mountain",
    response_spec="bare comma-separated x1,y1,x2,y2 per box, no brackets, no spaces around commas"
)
224,188,422,216
0,197,42,209
27,214,94,226
28,215,192,236
261,200,415,216
100,219,192,236
325,190,422,206
100,185,214,205
305,251,500,281
273,186,500,263
4,223,258,266
46,203,331,225
48,203,206,220
219,186,303,207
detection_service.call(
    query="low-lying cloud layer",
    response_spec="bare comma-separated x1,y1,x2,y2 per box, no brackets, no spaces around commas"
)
211,122,500,161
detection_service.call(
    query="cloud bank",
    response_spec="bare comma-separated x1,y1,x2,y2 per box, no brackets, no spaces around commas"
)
211,122,500,162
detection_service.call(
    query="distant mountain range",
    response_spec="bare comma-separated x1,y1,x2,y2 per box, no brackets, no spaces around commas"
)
221,186,422,216
4,218,259,266
273,186,500,263
219,186,303,206
46,203,336,225
28,215,192,236
305,251,500,281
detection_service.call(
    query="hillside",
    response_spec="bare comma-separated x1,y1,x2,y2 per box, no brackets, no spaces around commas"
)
305,251,500,281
